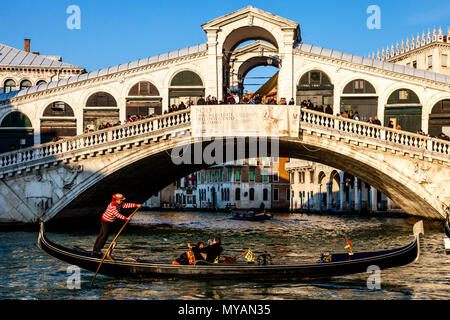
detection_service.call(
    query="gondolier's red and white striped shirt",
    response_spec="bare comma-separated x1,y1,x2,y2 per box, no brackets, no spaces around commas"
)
102,202,138,222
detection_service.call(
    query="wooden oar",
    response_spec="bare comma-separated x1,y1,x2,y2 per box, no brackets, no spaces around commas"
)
90,206,140,288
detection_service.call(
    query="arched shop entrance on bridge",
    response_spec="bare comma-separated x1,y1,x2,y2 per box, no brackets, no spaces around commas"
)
169,71,204,106
40,101,77,143
297,70,334,107
428,99,450,137
384,88,422,133
83,92,119,131
340,79,377,122
126,81,162,117
0,111,34,152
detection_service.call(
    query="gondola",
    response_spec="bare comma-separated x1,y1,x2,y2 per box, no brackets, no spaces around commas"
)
37,221,423,281
230,209,272,221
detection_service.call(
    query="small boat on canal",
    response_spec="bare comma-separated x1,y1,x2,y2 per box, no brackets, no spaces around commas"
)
37,221,424,281
230,209,272,221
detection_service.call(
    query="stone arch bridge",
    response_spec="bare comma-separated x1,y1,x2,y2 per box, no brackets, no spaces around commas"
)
0,106,449,223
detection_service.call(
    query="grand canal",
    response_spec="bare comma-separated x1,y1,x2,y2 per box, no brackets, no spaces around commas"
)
0,211,448,300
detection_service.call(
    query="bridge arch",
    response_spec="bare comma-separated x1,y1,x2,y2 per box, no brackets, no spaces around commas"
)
0,111,34,152
384,87,422,133
125,80,163,117
221,26,279,57
40,101,77,143
340,77,378,122
168,69,205,106
237,55,280,82
83,91,119,131
23,126,446,222
296,69,334,107
428,98,450,137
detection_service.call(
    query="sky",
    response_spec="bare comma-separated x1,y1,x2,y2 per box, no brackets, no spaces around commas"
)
1,0,449,91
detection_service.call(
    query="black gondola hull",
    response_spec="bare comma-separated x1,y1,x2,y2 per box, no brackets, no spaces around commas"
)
37,223,421,281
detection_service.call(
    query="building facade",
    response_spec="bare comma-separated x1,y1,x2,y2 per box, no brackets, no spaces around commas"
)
286,159,399,213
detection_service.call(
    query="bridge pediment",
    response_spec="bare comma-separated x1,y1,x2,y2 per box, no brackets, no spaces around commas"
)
202,6,300,32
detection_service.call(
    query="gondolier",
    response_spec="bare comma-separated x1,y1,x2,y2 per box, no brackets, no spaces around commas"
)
92,193,141,256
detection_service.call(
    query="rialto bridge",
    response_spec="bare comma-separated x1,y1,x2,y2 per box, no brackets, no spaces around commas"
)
0,6,449,223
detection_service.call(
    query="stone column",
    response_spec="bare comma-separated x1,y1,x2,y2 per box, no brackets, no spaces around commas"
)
277,30,295,101
354,177,360,211
205,29,219,100
326,182,332,210
371,186,378,212
339,172,345,210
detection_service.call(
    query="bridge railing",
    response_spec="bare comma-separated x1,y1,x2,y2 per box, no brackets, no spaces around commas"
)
0,109,190,169
300,108,450,156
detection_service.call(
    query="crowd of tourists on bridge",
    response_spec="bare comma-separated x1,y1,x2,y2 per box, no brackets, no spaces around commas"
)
87,95,450,142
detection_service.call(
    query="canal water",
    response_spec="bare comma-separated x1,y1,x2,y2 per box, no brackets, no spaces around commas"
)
0,211,448,300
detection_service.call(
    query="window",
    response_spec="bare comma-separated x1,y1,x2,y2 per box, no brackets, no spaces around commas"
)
428,55,433,68
398,90,409,100
263,188,268,201
235,169,241,181
20,80,32,90
215,171,218,182
198,172,201,182
286,189,290,201
273,188,279,201
205,172,208,183
273,172,279,182
323,96,333,105
406,62,410,67
36,80,46,86
227,169,231,182
263,171,269,182
249,188,255,201
4,79,16,93
442,54,448,67
412,60,417,68
354,80,364,90
249,169,255,182
235,188,241,201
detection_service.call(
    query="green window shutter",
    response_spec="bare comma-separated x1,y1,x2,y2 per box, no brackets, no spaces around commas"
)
235,170,241,181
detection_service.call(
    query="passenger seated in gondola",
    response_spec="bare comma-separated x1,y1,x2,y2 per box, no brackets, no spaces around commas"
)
198,237,224,263
172,241,204,265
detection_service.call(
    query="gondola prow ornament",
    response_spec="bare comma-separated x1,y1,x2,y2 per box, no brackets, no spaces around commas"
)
345,237,353,256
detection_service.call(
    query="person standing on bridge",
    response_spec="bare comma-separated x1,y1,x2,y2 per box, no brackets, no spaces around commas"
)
92,193,141,256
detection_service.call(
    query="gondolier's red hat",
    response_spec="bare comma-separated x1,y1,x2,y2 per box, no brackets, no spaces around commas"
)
112,193,126,201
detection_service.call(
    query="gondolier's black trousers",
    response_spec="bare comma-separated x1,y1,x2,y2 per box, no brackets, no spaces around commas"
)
93,220,111,252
